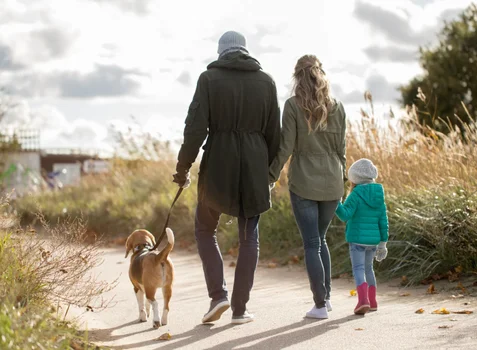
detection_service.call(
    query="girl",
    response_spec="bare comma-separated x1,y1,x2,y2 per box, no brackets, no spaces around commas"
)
269,55,347,319
335,158,389,315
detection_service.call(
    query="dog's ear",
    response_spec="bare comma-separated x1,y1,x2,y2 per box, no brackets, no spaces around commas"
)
146,231,156,246
125,235,133,258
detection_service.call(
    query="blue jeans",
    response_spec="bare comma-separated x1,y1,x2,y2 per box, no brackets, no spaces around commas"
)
195,201,260,316
349,243,377,287
290,191,339,308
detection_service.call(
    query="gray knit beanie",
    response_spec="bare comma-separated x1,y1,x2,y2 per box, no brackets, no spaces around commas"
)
218,31,248,56
348,158,378,185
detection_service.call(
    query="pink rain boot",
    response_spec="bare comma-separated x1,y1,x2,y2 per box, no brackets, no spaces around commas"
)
369,285,377,311
354,282,370,315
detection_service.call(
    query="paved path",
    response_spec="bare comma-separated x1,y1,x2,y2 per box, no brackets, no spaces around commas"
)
73,248,477,349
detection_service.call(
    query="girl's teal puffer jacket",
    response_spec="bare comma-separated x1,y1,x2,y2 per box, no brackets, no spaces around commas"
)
335,183,389,245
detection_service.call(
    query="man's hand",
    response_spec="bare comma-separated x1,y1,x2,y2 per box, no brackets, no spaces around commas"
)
375,242,388,262
173,172,191,189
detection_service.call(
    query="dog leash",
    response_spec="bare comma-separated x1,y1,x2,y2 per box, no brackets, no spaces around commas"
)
151,187,184,251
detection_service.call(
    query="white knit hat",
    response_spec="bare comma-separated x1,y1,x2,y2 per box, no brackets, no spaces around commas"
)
348,158,378,185
218,31,247,55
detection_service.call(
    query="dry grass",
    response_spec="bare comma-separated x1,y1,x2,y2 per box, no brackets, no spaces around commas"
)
13,95,477,284
0,197,112,349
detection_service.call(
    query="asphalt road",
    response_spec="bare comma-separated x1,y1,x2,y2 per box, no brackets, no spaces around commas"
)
72,247,477,350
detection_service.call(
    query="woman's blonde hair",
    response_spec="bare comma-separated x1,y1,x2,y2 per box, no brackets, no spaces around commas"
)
293,55,335,133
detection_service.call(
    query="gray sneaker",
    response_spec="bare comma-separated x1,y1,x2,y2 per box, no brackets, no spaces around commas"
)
202,298,230,324
231,310,254,324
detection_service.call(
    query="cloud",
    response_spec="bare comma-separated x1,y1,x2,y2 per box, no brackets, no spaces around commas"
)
0,44,25,71
332,72,400,104
364,46,418,62
92,0,152,15
247,26,283,56
6,64,147,98
411,0,436,6
31,27,76,59
332,84,365,104
57,64,145,98
366,73,400,102
354,0,432,45
176,71,192,86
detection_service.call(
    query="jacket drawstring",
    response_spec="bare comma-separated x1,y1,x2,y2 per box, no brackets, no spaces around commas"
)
244,217,248,241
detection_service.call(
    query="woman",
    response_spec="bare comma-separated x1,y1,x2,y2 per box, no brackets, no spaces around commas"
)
269,55,347,319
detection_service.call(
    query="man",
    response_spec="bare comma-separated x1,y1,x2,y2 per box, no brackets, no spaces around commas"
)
173,30,281,325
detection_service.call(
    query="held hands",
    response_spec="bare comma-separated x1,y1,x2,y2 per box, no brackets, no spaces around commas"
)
172,172,191,189
375,242,388,262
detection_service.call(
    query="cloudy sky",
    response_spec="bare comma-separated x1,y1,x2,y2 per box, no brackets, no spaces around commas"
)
0,0,473,153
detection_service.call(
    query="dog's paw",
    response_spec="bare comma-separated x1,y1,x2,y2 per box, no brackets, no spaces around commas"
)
153,320,162,329
139,311,147,322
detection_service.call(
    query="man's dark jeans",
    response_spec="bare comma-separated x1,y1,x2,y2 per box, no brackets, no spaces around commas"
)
290,191,339,308
195,201,260,316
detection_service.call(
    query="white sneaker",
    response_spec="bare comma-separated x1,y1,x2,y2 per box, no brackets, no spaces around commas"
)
326,300,332,312
231,311,254,324
305,306,329,319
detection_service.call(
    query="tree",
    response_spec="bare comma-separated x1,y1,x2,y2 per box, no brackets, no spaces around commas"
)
400,4,477,133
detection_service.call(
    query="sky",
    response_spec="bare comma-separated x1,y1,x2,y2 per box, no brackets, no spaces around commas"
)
0,0,474,154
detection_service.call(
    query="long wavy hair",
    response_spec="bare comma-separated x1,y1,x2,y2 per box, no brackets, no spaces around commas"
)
293,55,335,133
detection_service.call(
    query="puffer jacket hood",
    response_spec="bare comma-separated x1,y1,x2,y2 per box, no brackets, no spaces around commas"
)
207,52,262,71
354,183,385,209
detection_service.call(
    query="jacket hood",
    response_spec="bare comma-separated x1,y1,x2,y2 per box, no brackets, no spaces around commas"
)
354,183,385,208
207,52,262,71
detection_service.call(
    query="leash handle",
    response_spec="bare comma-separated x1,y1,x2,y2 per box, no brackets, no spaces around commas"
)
152,187,183,251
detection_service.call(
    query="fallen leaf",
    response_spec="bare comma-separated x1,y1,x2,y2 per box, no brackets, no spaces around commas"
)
229,261,236,267
455,266,463,274
350,289,357,296
438,325,453,329
156,333,172,341
427,283,438,294
451,310,473,315
267,262,277,269
228,248,238,257
432,308,450,315
415,308,425,314
401,276,409,286
355,328,364,331
448,272,459,282
400,293,411,297
289,255,300,264
457,282,468,294
451,294,465,299
432,273,442,281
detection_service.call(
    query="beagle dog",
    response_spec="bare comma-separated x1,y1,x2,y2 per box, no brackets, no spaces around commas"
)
124,228,174,328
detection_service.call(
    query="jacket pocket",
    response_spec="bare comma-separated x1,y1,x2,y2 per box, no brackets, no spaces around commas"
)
185,101,200,125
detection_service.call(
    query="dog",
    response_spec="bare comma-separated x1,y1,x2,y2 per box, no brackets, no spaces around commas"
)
124,228,174,328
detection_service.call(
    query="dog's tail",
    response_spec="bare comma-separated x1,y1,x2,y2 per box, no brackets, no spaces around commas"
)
155,228,175,263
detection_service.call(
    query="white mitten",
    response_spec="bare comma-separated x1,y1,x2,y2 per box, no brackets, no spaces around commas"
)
375,241,388,262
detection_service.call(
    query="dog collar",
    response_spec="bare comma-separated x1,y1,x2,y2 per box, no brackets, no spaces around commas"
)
133,243,152,253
